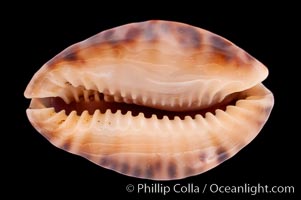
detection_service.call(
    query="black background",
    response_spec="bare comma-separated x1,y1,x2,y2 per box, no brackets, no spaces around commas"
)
8,3,298,199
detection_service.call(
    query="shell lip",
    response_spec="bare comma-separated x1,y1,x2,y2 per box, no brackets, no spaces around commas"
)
26,83,251,121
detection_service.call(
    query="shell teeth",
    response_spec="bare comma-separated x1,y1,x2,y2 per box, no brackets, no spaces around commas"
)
91,109,100,121
151,114,158,120
94,91,100,102
131,91,138,100
49,110,66,122
204,112,212,118
187,93,194,107
136,112,146,127
62,111,77,127
125,110,133,117
113,94,122,103
104,94,114,102
178,96,184,107
113,92,123,103
51,84,216,123
197,98,202,107
137,112,144,118
104,108,112,115
161,98,166,106
162,116,169,121
107,88,115,96
120,90,127,98
60,93,71,104
184,116,193,121
83,90,90,102
174,116,182,121
115,109,122,115
170,98,176,107
142,96,148,104
96,84,104,95
197,90,204,107
123,97,132,104
195,114,204,121
173,116,184,129
70,87,80,102
112,110,122,128
78,110,90,123
123,111,133,128
151,96,157,106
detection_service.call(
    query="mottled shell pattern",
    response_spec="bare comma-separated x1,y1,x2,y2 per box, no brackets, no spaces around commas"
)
25,20,274,180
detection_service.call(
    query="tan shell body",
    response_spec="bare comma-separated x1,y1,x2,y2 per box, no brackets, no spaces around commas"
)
24,20,274,180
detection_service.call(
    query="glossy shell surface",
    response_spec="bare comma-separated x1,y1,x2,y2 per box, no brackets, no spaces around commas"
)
25,20,274,180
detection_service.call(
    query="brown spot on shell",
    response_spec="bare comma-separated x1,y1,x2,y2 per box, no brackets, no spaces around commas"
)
210,34,232,52
59,45,81,62
46,46,83,67
167,161,177,178
120,163,130,174
145,165,154,178
159,21,170,33
103,29,115,41
62,51,77,61
185,167,195,176
144,21,157,41
256,119,264,130
176,26,202,48
154,160,162,171
103,29,119,45
216,147,229,163
133,167,142,177
265,105,273,116
199,153,207,162
99,157,109,166
62,138,73,151
109,160,118,171
125,27,142,41
210,34,236,61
